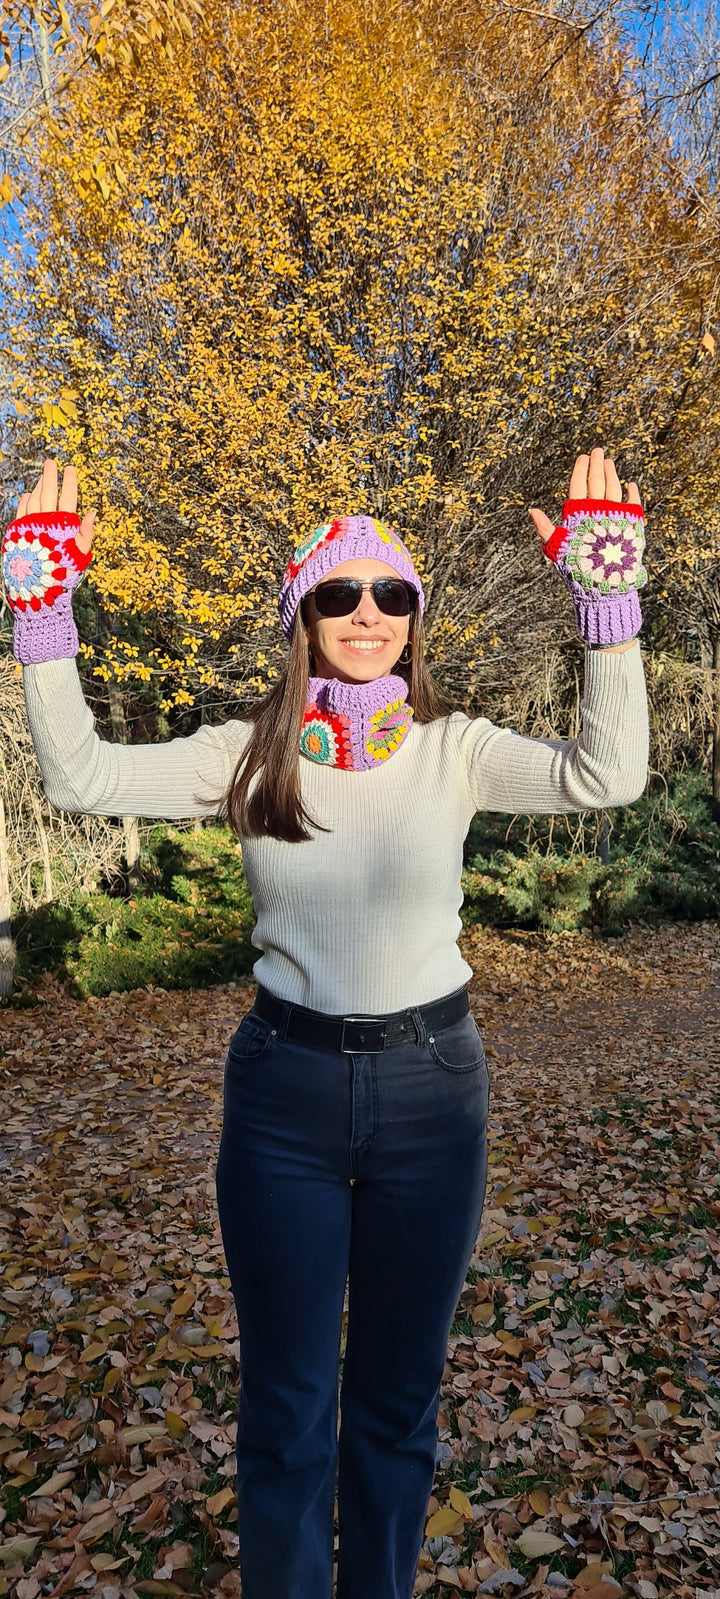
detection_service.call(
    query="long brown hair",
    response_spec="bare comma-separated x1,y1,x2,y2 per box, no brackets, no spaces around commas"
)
222,611,454,843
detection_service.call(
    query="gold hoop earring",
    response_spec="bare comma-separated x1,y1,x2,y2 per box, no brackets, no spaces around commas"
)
398,643,412,666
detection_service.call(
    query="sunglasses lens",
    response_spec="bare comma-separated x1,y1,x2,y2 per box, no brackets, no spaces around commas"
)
312,581,363,617
373,580,413,616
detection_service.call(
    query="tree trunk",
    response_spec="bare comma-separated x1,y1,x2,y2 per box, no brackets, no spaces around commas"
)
598,812,611,865
0,792,17,998
713,636,720,826
30,790,54,903
107,680,142,888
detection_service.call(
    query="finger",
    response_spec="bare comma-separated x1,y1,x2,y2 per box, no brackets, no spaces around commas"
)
58,463,78,514
587,446,605,498
568,453,589,499
16,492,29,518
604,457,623,501
75,510,96,555
40,458,58,513
528,507,556,544
26,471,45,514
626,481,642,505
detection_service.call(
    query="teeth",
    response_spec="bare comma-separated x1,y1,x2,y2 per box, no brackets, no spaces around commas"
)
341,640,387,650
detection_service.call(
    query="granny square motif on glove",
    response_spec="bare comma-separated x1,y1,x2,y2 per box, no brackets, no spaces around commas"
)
1,510,92,664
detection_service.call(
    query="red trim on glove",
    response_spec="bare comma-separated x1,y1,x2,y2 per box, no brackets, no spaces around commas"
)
561,498,645,520
5,510,92,572
543,526,569,563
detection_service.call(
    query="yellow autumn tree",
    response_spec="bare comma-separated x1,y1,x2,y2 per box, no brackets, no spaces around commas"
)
0,0,712,731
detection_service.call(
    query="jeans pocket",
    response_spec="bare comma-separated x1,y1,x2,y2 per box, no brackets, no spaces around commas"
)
227,1011,276,1062
427,1012,486,1074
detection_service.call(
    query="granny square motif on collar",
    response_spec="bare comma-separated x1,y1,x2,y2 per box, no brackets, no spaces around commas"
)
301,674,414,771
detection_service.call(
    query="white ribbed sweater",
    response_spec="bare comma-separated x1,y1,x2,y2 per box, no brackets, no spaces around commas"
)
23,647,649,1013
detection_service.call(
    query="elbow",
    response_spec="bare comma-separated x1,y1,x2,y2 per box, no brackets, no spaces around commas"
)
597,757,649,809
42,776,86,814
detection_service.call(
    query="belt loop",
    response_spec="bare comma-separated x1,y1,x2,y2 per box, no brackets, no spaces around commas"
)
410,1007,426,1047
274,999,293,1043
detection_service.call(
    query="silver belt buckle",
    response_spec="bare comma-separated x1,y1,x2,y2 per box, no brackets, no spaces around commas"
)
340,1016,387,1054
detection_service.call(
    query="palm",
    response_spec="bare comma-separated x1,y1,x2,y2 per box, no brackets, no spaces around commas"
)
530,447,641,546
17,459,95,554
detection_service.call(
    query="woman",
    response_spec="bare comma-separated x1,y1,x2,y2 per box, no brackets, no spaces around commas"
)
2,448,648,1599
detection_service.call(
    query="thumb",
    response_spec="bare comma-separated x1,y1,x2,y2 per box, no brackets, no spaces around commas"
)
75,509,96,556
528,506,555,545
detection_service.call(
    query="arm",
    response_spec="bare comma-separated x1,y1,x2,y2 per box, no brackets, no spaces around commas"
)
23,657,248,820
457,639,648,815
3,461,248,821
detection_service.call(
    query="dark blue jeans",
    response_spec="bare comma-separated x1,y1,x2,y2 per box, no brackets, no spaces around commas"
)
215,991,489,1599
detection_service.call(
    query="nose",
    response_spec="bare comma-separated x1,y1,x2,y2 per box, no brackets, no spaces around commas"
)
353,587,383,624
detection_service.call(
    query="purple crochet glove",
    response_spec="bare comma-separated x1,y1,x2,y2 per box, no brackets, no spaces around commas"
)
544,497,647,646
1,510,92,664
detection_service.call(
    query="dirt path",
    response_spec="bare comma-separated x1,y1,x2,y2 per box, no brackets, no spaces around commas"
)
1,924,719,1598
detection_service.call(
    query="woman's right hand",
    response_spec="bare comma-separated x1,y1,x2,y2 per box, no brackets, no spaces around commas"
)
3,458,96,665
16,458,96,555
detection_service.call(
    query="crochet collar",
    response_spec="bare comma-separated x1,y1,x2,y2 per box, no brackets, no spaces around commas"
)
300,674,413,771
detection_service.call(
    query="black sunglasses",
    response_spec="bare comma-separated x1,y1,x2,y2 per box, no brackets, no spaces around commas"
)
303,578,417,620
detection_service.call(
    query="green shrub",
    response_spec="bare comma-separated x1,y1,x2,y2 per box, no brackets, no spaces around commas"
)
462,772,720,934
12,824,256,999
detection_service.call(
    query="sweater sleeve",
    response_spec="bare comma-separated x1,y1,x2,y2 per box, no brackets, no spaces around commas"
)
23,658,251,820
456,642,649,814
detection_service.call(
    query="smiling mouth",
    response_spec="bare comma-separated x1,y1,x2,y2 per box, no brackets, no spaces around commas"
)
340,639,389,650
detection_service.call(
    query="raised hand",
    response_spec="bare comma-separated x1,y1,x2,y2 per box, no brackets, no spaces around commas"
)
14,459,96,554
2,459,97,665
528,447,646,648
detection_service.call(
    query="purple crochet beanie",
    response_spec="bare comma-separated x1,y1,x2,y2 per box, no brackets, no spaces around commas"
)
278,515,425,639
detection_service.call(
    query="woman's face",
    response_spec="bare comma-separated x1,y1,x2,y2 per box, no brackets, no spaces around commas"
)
303,558,412,684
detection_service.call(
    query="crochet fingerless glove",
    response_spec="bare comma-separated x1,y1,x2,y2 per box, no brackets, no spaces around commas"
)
1,511,92,665
544,498,647,646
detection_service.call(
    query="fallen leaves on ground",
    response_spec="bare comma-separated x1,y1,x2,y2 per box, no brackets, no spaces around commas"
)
0,923,719,1599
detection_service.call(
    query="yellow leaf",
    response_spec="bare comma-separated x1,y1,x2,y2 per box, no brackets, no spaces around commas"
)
448,1485,474,1520
83,1341,108,1363
472,1301,495,1324
483,1530,510,1568
700,331,716,355
164,1409,187,1439
29,1469,75,1497
172,1287,196,1317
495,1331,523,1356
573,1563,615,1589
509,1404,537,1423
516,1527,565,1557
528,1487,550,1514
425,1507,465,1537
206,1485,235,1517
202,1315,224,1337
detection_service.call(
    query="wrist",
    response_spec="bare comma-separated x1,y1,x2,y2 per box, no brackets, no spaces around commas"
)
13,591,80,665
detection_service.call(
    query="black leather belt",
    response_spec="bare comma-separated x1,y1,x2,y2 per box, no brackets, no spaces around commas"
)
254,983,469,1055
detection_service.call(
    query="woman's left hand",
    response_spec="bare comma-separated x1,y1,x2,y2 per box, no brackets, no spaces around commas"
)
528,446,641,545
527,446,647,650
